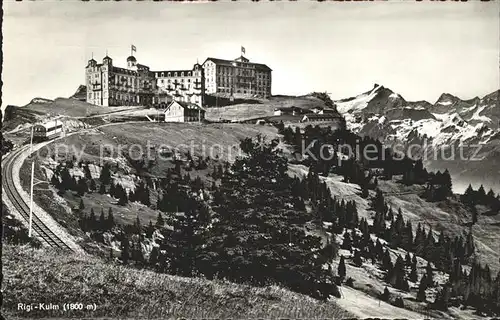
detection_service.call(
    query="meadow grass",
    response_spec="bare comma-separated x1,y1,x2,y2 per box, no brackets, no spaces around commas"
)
3,245,353,319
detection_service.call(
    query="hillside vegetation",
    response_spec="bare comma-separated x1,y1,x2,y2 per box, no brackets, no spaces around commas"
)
19,122,280,254
3,97,139,125
38,122,279,163
24,97,137,118
1,104,43,132
2,245,351,319
206,94,334,122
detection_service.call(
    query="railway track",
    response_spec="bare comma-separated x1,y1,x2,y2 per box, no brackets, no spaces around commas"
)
2,146,74,252
2,120,147,253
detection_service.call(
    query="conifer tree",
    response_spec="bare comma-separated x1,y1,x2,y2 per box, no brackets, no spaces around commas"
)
99,209,106,231
465,231,475,260
156,212,164,227
159,202,205,278
199,137,340,300
338,255,346,279
51,174,60,189
425,261,434,287
471,205,478,225
99,163,112,185
107,208,115,230
486,188,495,202
433,283,450,311
414,223,425,254
89,179,97,192
99,183,106,194
60,167,73,193
381,286,390,301
146,220,155,238
405,252,412,267
134,216,142,235
149,246,159,266
410,258,418,282
83,164,92,179
131,239,144,263
463,184,474,205
477,184,486,203
341,231,353,251
116,185,128,205
120,236,130,264
382,249,392,271
387,206,394,221
79,198,85,210
89,208,96,231
373,189,386,214
109,183,116,197
353,250,363,267
385,261,396,286
442,169,452,197
394,255,409,291
417,275,427,302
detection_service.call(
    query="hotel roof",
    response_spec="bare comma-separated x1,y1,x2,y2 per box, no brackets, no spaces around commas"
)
203,57,272,71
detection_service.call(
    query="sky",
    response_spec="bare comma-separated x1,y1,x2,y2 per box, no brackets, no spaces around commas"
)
2,0,499,109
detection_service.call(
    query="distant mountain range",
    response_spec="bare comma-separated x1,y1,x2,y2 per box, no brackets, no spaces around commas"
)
333,84,500,193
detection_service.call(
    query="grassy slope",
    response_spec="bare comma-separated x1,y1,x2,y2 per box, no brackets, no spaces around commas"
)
19,123,280,247
317,173,500,274
288,166,499,318
1,107,43,133
42,122,279,163
206,95,330,122
2,245,352,319
23,98,133,118
377,180,500,273
292,167,500,274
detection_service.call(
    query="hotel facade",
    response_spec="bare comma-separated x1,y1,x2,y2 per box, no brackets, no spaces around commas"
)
86,55,158,107
85,50,272,107
202,56,272,99
154,63,204,107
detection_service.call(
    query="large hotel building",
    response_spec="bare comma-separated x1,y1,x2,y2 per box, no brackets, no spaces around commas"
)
202,56,272,99
86,55,158,107
85,49,272,107
154,63,205,107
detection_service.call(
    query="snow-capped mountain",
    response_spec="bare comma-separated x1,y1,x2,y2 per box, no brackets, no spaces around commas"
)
333,85,500,193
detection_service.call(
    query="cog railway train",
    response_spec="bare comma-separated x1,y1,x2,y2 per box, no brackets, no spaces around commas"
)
33,119,63,142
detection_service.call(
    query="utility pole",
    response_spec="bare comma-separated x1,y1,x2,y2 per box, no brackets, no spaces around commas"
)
29,125,34,237
100,68,104,106
28,123,50,237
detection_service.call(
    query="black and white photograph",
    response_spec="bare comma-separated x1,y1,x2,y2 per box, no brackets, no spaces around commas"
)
1,1,499,319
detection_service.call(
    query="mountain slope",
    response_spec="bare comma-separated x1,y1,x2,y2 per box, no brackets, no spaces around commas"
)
70,84,87,101
333,86,500,193
2,245,352,319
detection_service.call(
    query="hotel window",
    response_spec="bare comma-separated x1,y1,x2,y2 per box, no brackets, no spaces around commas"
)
168,72,171,77
161,72,164,77
181,72,184,77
